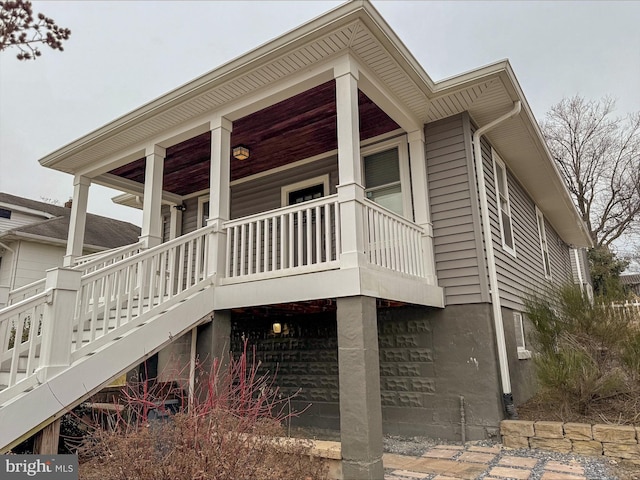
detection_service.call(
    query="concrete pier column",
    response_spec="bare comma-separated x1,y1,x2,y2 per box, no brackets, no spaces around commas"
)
196,310,231,389
336,296,384,479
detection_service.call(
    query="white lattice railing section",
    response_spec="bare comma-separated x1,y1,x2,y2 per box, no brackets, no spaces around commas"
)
70,226,213,361
0,291,48,398
224,195,341,282
363,200,426,278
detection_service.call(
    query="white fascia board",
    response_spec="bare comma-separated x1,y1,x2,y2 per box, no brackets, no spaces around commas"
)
432,59,511,95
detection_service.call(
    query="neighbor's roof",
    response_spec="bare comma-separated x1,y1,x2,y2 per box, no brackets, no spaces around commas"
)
621,274,640,286
36,0,591,247
0,192,140,251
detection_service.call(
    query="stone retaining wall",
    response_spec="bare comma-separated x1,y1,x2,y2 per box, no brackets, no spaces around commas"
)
501,420,640,464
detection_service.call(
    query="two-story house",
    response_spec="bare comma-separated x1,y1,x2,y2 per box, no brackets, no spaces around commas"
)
0,192,140,307
0,2,592,476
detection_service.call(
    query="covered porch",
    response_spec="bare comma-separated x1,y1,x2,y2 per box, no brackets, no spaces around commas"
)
56,54,443,310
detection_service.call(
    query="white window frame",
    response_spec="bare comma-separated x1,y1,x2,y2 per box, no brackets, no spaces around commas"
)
492,149,516,256
197,196,210,229
361,136,412,218
513,312,531,360
536,206,552,279
281,174,330,207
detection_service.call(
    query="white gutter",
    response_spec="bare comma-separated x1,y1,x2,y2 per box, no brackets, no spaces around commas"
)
472,100,521,417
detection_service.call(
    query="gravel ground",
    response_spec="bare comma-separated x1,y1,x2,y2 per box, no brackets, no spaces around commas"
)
383,435,636,480
295,428,638,479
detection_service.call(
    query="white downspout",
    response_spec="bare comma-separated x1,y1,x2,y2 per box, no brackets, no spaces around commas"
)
472,101,521,418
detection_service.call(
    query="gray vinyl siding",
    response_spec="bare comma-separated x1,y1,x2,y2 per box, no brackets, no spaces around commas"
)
480,138,573,310
426,114,486,305
179,156,339,235
180,196,201,235
231,155,338,219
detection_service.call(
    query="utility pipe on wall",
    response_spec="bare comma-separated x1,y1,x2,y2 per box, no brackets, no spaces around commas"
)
472,101,521,419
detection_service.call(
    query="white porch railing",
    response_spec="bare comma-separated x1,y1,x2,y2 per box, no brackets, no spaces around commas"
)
0,225,214,404
224,195,341,282
363,201,426,278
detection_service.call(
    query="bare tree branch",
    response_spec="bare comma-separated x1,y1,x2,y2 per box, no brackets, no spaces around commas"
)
540,96,640,250
0,0,70,60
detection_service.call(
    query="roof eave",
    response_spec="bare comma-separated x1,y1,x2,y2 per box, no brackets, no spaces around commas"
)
40,1,404,169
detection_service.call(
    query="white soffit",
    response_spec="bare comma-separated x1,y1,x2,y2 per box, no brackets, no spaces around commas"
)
39,2,432,174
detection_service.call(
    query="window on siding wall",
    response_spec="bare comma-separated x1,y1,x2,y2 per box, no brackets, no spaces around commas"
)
197,197,210,229
0,208,11,219
492,150,516,255
281,175,329,207
513,312,531,360
364,147,402,215
536,206,552,278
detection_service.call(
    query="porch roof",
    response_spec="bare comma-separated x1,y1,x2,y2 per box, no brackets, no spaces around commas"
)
37,0,591,247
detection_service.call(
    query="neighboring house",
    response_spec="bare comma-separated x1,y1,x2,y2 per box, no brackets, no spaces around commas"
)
0,2,592,474
621,274,640,297
0,192,140,306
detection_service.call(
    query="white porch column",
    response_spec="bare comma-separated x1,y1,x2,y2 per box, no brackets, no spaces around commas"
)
206,116,232,282
63,175,91,267
408,130,437,284
335,56,366,269
140,145,166,248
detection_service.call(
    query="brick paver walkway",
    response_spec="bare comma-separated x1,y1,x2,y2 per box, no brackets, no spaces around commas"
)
383,444,590,480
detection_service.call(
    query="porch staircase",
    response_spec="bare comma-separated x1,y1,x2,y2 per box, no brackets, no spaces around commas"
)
0,225,216,452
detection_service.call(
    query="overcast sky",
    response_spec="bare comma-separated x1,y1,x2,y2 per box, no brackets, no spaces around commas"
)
1,1,639,236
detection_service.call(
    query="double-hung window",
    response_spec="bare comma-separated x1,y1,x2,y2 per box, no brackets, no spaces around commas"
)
492,150,515,255
362,137,410,217
536,206,552,278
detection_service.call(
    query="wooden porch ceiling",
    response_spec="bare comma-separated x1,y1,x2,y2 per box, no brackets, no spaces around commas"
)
108,81,400,197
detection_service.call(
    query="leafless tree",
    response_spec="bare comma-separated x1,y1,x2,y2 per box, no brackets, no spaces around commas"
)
540,96,640,250
0,0,70,60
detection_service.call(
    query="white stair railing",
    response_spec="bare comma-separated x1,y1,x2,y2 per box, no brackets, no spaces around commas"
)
0,292,48,395
73,241,145,274
0,225,214,404
2,242,145,308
